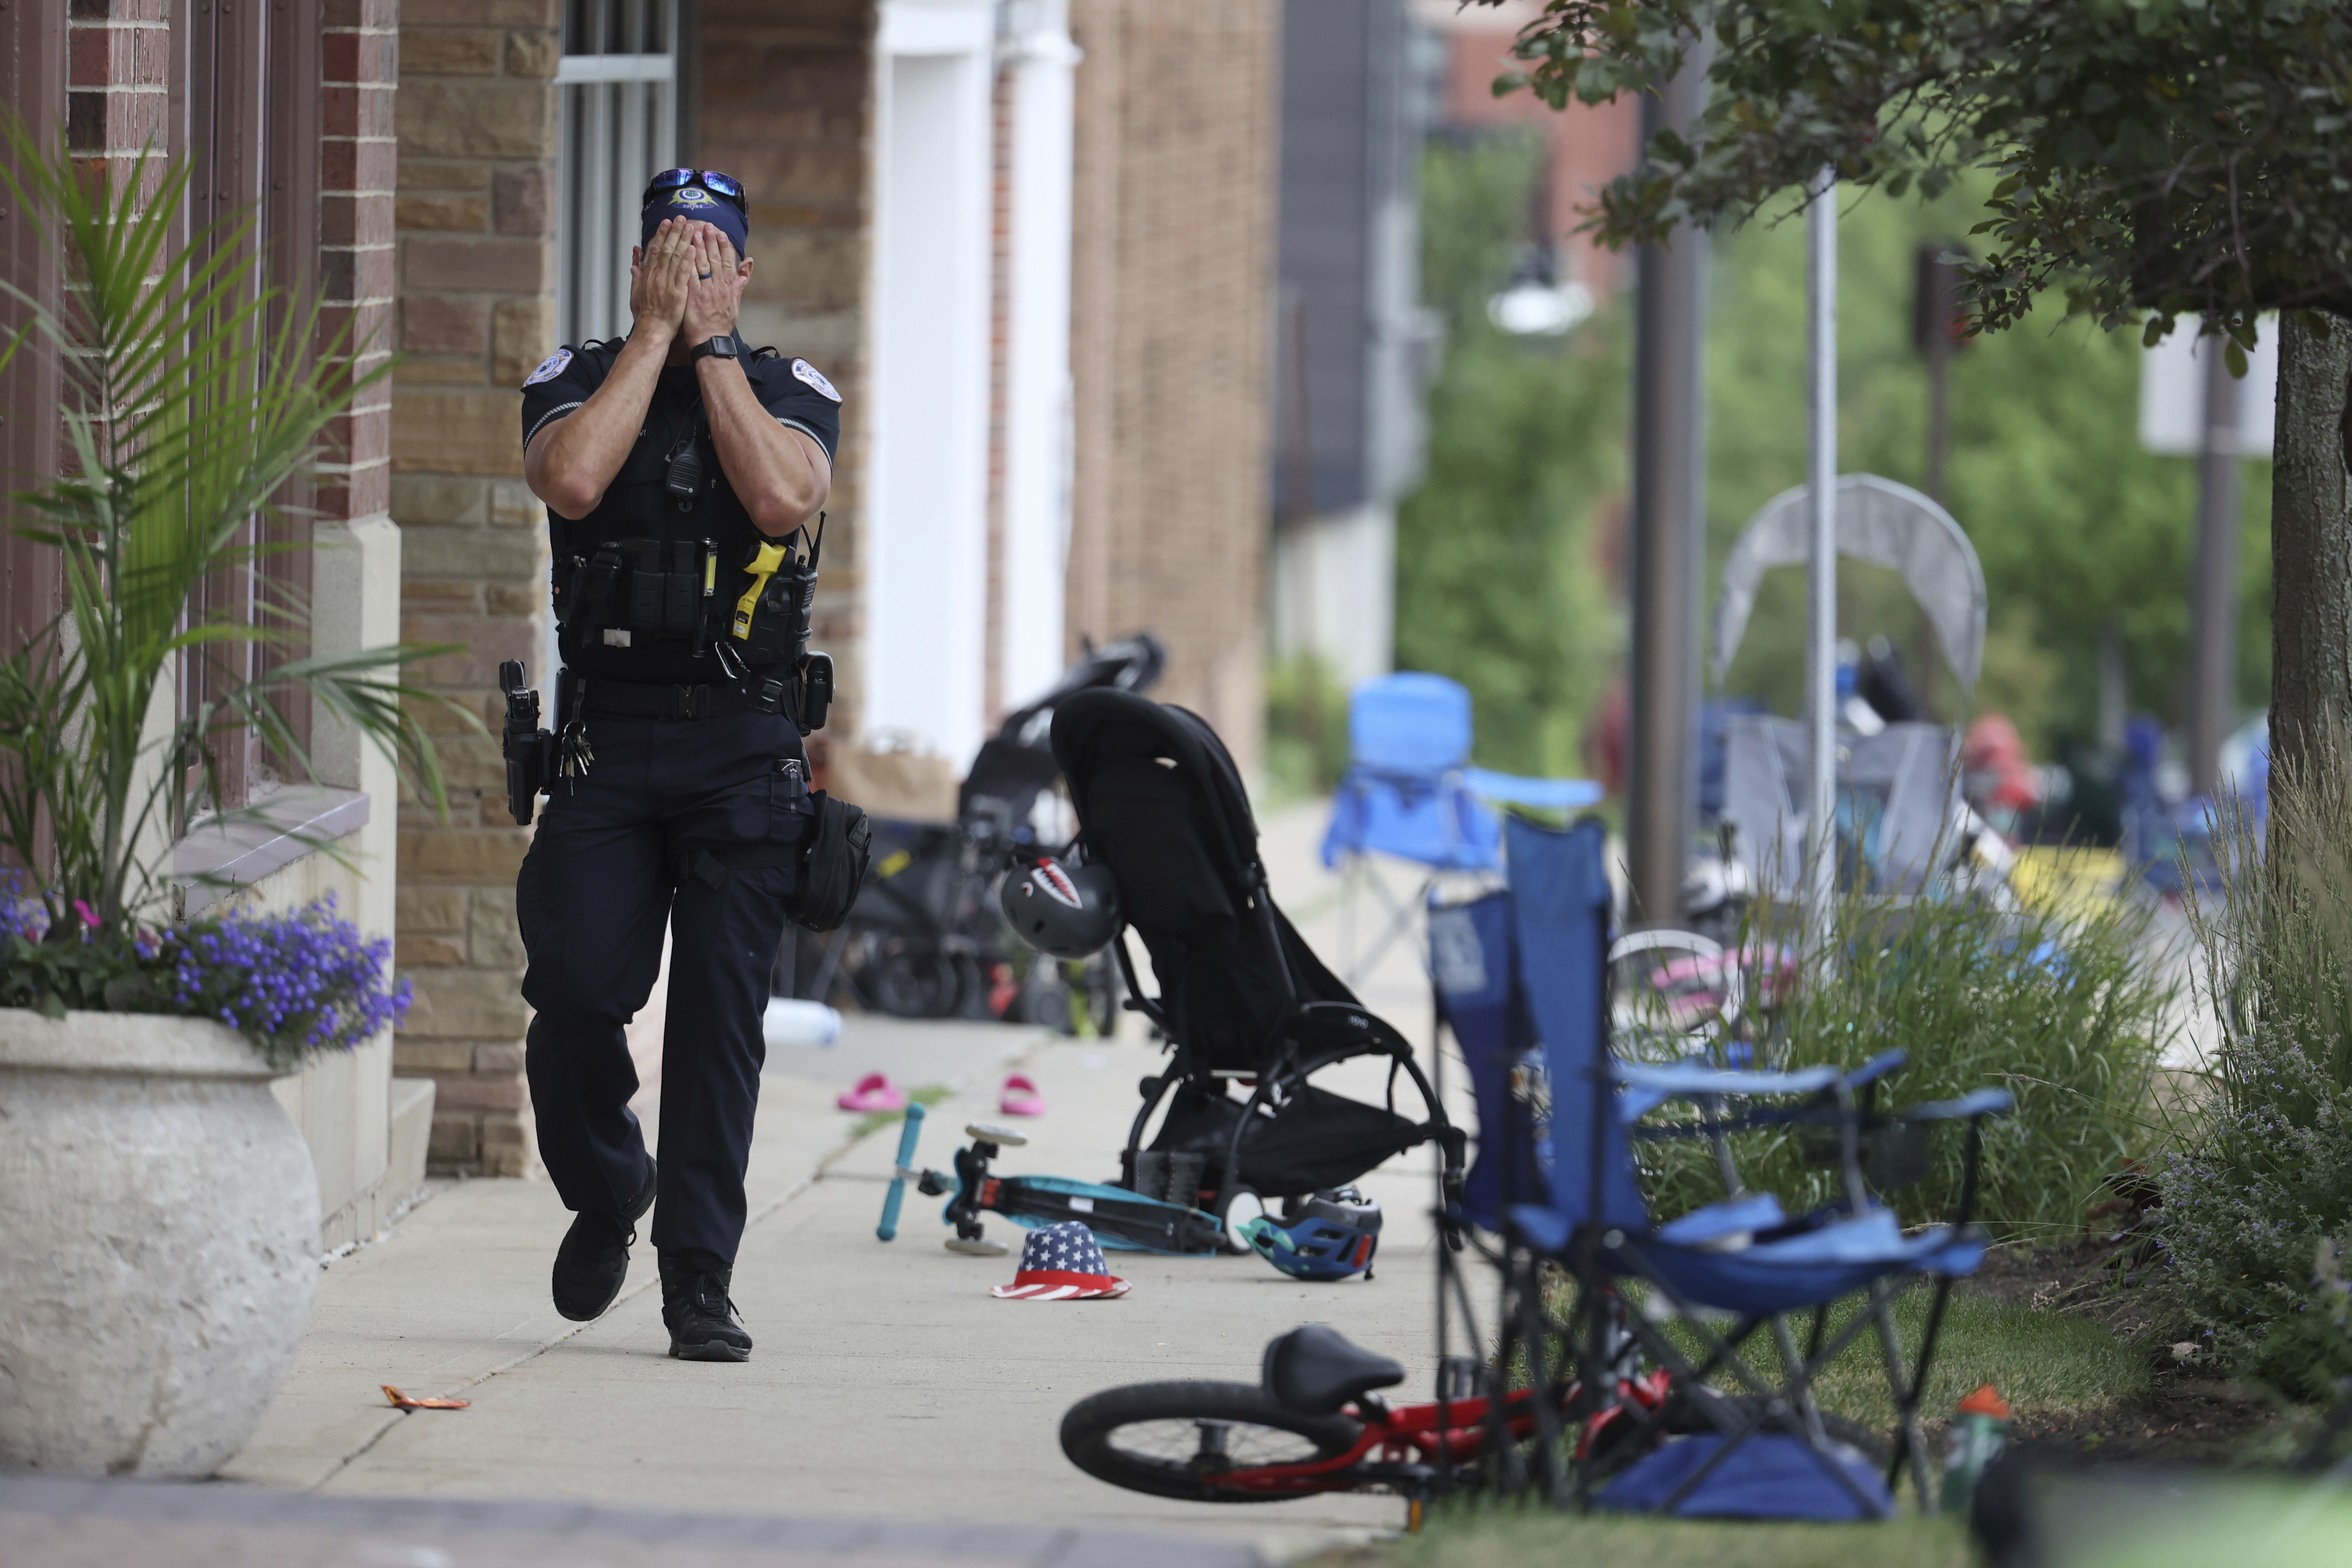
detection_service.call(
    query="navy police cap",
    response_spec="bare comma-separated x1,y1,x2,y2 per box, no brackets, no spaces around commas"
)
641,178,749,256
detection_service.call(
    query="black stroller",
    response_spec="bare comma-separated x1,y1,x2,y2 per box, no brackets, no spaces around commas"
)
1051,689,1463,1228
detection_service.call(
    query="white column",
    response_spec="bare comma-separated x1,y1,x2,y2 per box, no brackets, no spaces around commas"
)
1804,168,1839,939
998,0,1079,711
865,0,998,767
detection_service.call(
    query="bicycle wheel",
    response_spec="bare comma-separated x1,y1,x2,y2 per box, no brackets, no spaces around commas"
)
1060,1382,1363,1502
1017,964,1073,1033
873,949,956,1018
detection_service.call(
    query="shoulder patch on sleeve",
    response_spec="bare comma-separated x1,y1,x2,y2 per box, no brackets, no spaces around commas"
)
522,348,573,388
790,358,841,401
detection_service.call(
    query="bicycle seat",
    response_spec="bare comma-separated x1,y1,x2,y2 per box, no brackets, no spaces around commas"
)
1261,1324,1404,1415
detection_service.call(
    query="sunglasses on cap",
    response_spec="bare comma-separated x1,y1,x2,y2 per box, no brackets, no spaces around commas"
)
641,168,747,214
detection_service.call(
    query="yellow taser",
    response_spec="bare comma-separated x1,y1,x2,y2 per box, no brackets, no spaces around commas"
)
732,539,788,640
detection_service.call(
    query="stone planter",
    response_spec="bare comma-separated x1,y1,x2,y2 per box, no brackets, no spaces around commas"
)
0,1009,318,1476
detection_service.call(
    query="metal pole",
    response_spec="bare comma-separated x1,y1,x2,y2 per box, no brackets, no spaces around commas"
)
1805,168,1839,940
1919,253,1953,714
1624,42,1713,927
1923,317,1951,505
2189,340,2241,798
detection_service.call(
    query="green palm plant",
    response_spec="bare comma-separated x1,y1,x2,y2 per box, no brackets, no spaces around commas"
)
0,123,467,932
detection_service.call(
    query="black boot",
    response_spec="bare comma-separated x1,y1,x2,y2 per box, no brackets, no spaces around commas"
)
660,1252,753,1362
550,1157,657,1322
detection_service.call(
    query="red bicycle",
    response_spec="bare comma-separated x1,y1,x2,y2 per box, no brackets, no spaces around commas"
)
1058,1325,1881,1520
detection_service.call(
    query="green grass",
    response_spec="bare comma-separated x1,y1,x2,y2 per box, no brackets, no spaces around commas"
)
849,1084,952,1143
1384,1505,1976,1568
1581,1277,2145,1430
1793,1285,2147,1427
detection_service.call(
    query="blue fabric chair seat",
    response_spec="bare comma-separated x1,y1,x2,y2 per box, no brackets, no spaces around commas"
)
1462,766,1605,814
1654,1192,1787,1246
1322,768,1502,872
1509,1200,1985,1317
1319,674,1603,874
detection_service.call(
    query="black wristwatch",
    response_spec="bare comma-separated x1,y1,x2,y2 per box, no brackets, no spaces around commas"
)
689,336,739,364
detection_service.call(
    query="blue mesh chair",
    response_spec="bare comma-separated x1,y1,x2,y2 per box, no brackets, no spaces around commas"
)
1322,672,1600,981
1430,815,2011,1519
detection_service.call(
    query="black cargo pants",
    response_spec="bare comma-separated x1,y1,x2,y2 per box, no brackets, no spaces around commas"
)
517,707,810,1266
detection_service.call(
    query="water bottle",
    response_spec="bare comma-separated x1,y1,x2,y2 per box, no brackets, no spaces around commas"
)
1939,1383,2013,1515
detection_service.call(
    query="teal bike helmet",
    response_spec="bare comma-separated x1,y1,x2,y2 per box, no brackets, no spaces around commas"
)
1235,1188,1382,1282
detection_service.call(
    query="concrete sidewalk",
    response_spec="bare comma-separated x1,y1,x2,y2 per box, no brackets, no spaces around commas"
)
183,800,1478,1563
0,1473,1258,1568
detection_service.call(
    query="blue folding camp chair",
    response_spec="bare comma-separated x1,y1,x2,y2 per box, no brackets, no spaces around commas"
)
1323,672,1600,982
1429,815,2011,1519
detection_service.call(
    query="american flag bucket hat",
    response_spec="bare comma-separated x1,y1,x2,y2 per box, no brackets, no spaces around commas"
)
990,1220,1131,1301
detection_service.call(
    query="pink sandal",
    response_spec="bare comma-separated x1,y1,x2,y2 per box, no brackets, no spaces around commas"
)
999,1073,1046,1117
836,1072,906,1114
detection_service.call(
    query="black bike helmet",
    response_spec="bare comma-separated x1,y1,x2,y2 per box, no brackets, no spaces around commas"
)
1000,856,1121,960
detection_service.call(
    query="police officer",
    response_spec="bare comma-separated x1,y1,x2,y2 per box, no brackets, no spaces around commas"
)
516,169,841,1362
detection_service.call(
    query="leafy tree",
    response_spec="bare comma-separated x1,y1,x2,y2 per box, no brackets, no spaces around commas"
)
1479,0,2352,793
1394,132,1623,778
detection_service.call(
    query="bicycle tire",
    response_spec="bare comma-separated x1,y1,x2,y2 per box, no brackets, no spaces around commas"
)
873,950,957,1018
1060,1381,1363,1502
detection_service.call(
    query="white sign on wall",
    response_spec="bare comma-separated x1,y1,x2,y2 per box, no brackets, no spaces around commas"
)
2138,318,2279,457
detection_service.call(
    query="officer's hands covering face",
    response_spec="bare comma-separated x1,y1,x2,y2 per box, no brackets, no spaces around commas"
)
629,217,696,339
682,224,752,347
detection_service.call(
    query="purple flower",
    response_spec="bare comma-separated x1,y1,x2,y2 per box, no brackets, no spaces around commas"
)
167,894,406,1059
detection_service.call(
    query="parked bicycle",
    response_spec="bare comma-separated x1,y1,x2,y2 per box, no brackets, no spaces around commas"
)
1059,1323,1883,1522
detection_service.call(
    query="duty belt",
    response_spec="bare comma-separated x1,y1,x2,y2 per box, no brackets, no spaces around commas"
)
580,678,778,722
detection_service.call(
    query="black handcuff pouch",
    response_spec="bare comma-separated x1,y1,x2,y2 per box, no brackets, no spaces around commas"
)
790,792,872,931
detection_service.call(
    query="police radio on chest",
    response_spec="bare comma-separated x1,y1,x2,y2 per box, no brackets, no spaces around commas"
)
663,427,704,511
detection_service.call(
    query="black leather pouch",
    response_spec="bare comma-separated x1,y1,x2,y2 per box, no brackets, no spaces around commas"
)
788,790,872,932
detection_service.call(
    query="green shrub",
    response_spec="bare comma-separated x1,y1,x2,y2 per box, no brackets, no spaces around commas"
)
1636,861,2173,1240
1263,650,1351,804
2161,737,2352,1399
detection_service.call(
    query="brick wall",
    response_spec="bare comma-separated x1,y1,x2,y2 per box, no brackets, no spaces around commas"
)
696,0,874,738
1067,0,1279,776
66,0,166,182
321,0,400,533
389,0,560,1178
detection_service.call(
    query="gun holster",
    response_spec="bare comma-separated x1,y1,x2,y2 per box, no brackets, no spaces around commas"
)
501,658,553,827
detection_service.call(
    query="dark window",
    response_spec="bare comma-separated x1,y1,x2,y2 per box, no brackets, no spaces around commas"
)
0,9,65,654
170,0,324,814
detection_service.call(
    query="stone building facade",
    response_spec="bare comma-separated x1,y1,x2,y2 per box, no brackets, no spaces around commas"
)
11,2,1291,1192
2,0,425,1243
376,0,1281,1175
1067,0,1279,772
697,0,875,735
389,0,564,1176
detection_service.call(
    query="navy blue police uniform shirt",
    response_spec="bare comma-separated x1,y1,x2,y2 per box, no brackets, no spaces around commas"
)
518,336,842,684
